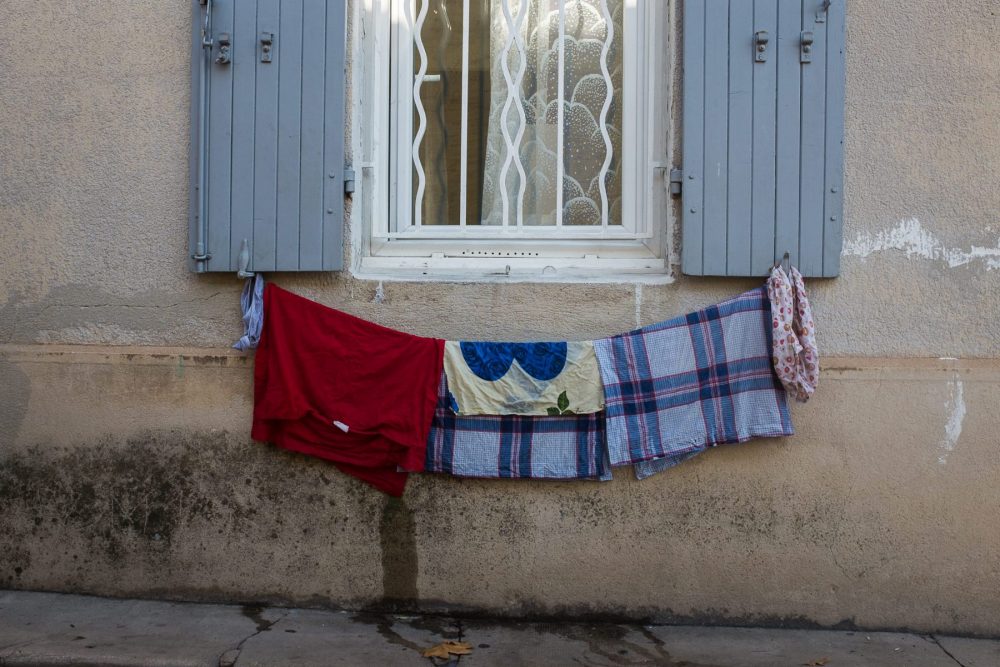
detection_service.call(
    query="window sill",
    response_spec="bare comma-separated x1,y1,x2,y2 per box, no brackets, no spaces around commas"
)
354,256,675,285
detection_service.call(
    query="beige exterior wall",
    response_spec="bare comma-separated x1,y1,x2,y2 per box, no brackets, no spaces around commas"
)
0,0,998,635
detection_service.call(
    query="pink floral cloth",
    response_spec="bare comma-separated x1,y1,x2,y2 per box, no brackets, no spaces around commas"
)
767,266,818,402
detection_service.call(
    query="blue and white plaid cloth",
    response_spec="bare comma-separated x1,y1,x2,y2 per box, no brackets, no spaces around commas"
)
594,287,794,469
426,374,612,480
233,274,265,351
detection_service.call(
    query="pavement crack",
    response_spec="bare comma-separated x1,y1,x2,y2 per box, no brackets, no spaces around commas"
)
453,619,466,664
925,634,967,667
220,608,289,667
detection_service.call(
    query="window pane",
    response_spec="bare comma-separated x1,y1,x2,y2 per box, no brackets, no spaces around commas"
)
412,0,623,228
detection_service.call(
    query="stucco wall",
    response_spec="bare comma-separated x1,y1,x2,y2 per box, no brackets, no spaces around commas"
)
1,0,998,353
1,0,999,635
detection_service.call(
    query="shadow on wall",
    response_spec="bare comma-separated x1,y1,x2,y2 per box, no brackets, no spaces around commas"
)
380,497,418,607
0,360,30,447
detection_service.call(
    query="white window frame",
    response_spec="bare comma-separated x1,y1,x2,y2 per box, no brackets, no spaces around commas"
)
353,0,672,279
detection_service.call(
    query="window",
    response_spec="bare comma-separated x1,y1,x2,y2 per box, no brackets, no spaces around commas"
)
188,1,842,279
355,0,670,276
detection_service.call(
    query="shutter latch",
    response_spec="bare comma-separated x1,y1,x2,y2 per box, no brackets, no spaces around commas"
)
754,30,770,63
259,32,274,64
800,31,815,63
215,33,231,65
669,169,684,198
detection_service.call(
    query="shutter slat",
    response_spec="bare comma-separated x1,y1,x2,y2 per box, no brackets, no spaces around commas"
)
322,0,347,271
298,0,328,270
798,0,828,276
206,0,235,271
252,0,281,271
751,0,778,276
726,0,754,276
323,3,347,270
702,0,730,276
680,0,706,276
229,0,259,270
276,0,305,269
823,3,846,277
773,0,802,271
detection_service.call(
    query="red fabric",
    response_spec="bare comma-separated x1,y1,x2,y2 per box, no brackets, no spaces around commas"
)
252,284,444,496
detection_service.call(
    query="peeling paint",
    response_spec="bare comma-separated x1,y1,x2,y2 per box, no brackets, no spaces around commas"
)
938,379,966,465
844,218,1000,270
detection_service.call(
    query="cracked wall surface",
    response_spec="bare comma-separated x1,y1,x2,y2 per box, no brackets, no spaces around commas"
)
0,0,999,637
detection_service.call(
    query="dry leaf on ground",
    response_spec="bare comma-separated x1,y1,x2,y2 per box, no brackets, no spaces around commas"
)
422,641,474,659
804,659,830,666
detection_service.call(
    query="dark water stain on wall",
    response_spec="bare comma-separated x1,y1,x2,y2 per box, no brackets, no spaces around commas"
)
0,432,398,613
0,359,31,446
0,432,225,573
379,496,418,607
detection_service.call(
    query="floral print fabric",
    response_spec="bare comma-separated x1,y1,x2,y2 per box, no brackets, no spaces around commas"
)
443,340,605,416
767,266,818,402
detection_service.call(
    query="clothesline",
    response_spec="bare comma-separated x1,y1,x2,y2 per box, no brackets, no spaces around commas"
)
237,270,817,496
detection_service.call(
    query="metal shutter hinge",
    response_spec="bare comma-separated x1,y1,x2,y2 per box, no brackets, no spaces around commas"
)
344,166,356,195
669,169,684,197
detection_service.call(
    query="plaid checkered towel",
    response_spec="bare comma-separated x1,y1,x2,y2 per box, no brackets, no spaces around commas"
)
425,374,612,480
594,287,793,468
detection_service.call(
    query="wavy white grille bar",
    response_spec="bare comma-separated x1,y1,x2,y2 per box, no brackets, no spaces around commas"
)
556,1,566,227
411,0,430,228
597,0,614,229
498,0,528,229
459,0,470,226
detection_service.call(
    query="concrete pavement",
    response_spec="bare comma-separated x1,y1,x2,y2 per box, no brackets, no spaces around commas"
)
0,590,996,666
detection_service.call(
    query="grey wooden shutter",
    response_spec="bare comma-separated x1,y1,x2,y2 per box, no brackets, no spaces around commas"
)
680,0,844,278
189,0,347,273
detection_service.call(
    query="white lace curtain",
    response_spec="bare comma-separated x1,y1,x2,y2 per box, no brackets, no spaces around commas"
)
414,0,623,228
480,0,623,227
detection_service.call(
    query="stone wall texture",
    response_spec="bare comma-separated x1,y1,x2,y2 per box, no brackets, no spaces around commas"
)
1,0,998,636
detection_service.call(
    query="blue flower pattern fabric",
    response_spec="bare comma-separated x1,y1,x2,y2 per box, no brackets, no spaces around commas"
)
443,340,605,417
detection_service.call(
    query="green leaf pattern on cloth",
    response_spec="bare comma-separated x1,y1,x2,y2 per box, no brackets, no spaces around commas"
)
547,391,575,416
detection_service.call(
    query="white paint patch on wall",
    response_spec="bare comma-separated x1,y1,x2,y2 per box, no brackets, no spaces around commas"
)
844,218,1000,270
938,378,966,465
634,283,643,329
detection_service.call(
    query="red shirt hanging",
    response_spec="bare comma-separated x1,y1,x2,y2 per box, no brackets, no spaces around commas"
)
252,284,444,496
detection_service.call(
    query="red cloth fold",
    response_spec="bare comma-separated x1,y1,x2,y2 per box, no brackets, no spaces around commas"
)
252,284,444,496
